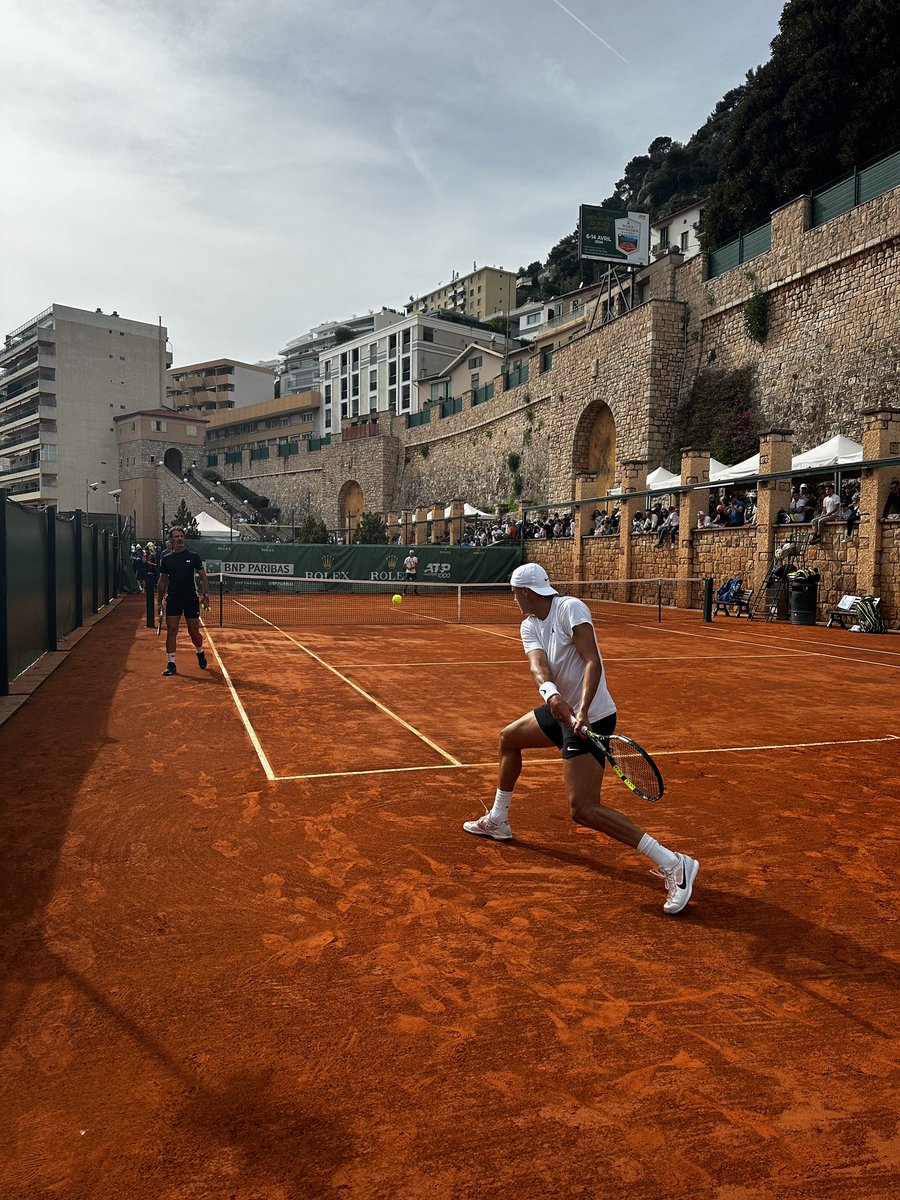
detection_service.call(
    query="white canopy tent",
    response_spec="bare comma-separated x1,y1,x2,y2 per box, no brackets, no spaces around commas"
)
791,435,863,469
442,502,495,519
194,510,235,536
647,466,680,490
713,453,760,483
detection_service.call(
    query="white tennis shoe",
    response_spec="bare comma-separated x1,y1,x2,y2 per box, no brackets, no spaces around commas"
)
660,853,699,914
463,813,513,841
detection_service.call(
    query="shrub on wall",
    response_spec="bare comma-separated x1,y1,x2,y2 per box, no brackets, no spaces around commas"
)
743,288,769,344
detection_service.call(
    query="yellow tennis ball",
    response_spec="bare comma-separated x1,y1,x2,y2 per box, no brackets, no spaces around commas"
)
392,594,403,605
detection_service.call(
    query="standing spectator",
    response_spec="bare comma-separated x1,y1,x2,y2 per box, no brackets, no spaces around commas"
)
792,484,815,522
809,483,842,542
403,549,419,595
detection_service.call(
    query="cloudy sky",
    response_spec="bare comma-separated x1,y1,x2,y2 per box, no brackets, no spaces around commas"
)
1,0,786,367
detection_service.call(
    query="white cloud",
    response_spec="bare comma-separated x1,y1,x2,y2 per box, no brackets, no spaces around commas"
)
1,0,786,363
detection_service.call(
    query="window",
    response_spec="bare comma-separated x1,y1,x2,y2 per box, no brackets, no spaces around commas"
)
369,343,377,363
351,348,359,366
324,408,332,426
369,370,377,392
422,327,434,343
658,226,670,248
341,402,348,418
470,373,479,389
152,420,167,432
525,312,541,326
388,363,397,386
468,355,482,369
351,375,359,396
41,444,57,461
340,378,348,399
324,384,331,404
389,333,397,354
680,230,689,251
400,385,410,409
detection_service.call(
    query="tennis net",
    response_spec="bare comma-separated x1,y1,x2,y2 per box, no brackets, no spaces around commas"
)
211,573,710,628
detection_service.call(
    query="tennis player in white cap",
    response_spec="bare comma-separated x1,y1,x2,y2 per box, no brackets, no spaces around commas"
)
463,563,698,913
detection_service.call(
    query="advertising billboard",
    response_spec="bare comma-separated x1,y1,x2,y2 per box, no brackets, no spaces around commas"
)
578,206,650,266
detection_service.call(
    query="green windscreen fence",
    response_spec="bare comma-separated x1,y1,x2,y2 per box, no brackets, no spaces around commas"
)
1,494,122,691
5,497,50,681
190,540,524,586
56,517,77,638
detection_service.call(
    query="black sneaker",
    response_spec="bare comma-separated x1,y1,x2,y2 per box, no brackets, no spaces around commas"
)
197,650,208,670
162,662,177,676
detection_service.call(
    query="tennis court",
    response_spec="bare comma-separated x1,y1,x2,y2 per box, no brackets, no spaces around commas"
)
1,589,898,1199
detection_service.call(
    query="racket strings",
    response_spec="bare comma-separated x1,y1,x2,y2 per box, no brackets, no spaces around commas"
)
606,737,663,799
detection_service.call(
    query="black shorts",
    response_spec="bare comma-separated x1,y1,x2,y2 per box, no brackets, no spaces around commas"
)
535,705,617,761
165,592,200,619
405,572,417,581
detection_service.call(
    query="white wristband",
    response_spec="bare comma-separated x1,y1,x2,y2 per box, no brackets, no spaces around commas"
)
538,682,560,702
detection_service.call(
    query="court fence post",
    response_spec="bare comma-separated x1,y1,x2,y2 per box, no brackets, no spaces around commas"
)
703,577,713,621
91,524,99,614
74,511,83,629
218,575,223,626
656,580,662,623
0,490,8,696
46,506,58,652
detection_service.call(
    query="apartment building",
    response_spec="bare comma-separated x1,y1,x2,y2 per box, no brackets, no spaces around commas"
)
406,265,517,323
317,310,508,436
279,314,377,396
203,392,322,473
650,202,704,260
0,304,170,514
167,358,276,414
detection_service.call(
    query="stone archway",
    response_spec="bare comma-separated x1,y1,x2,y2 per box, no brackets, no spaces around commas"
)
338,480,365,541
572,401,617,499
163,447,183,475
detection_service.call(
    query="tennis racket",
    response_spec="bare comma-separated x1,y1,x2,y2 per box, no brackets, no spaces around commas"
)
575,724,664,802
156,599,165,636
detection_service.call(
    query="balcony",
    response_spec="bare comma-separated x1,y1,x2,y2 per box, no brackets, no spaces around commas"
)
0,458,40,484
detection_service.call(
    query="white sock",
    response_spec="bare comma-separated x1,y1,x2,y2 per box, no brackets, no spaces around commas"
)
196,644,204,654
637,834,679,872
167,653,176,663
490,789,513,821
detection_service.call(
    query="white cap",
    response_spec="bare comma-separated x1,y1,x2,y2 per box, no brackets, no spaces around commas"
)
510,563,558,596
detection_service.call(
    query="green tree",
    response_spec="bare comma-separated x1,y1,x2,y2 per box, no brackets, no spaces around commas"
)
296,513,329,543
332,325,356,345
171,499,199,538
703,0,900,246
352,511,389,545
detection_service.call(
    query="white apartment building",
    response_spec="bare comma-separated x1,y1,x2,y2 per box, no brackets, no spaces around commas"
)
317,310,507,436
650,202,704,260
0,304,170,515
167,358,276,414
280,314,377,396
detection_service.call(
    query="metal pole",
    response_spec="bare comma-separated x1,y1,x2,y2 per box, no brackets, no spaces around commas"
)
0,490,8,695
74,510,83,628
46,505,57,651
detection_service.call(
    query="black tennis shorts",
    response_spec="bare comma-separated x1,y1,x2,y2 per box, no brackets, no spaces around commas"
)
535,705,617,761
165,592,201,619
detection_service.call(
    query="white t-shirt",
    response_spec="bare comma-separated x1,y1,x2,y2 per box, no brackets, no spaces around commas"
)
520,595,616,723
822,494,841,517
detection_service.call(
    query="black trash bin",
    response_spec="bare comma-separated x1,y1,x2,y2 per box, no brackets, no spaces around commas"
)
789,578,818,625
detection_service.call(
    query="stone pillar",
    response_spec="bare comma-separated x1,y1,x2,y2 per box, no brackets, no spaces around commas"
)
753,430,794,591
386,511,398,542
429,504,446,544
618,460,648,592
399,510,413,545
414,506,428,546
448,499,465,546
573,473,596,583
859,408,900,596
677,449,711,608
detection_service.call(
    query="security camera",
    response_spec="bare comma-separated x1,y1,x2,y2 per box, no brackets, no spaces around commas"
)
88,482,100,492
108,489,121,498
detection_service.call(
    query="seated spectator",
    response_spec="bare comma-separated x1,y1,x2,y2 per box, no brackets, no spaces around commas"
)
791,484,814,522
841,489,861,538
633,511,647,533
712,503,728,526
882,478,900,519
729,499,745,526
809,483,842,542
648,504,663,532
656,506,679,548
696,511,710,529
744,493,757,524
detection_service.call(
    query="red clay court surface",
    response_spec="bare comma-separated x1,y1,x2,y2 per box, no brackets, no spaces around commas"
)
1,594,898,1199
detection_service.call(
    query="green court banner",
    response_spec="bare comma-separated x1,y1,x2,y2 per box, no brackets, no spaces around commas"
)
190,541,524,585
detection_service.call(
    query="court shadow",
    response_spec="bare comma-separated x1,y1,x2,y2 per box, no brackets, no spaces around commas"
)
508,836,656,889
679,886,899,1036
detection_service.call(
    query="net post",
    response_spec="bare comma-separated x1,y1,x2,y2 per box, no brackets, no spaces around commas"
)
218,573,223,626
657,580,662,623
703,576,713,622
457,584,462,624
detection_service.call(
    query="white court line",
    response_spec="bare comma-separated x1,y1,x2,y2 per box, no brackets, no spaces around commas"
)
204,626,277,781
729,627,900,658
231,600,462,767
635,621,900,670
333,652,803,669
273,734,898,781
